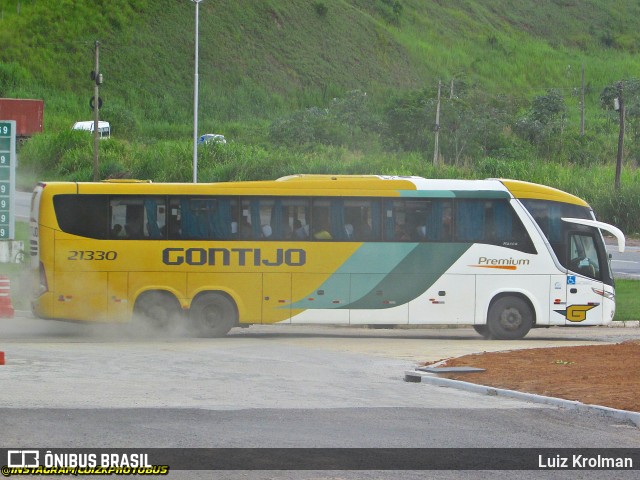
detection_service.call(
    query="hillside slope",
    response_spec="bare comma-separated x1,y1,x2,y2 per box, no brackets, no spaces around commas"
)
1,0,640,125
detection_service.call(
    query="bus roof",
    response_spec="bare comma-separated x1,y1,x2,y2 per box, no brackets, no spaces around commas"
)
36,176,588,206
38,176,509,198
498,179,589,207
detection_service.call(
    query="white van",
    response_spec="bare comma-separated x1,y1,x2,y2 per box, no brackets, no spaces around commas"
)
72,121,111,138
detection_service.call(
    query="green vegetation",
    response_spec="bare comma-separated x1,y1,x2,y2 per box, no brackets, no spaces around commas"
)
2,1,640,233
613,280,640,322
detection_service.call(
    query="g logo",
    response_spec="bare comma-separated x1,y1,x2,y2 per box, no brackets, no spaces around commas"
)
566,304,597,322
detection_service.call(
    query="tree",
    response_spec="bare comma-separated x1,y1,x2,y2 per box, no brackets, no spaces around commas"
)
600,79,640,188
514,89,567,156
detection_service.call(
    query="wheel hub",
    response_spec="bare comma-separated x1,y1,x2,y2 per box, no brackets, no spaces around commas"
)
500,307,522,330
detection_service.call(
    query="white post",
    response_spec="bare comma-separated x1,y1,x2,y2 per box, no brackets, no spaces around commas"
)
192,0,201,183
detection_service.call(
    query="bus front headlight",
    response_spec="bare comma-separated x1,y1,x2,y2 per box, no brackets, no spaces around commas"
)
592,288,614,301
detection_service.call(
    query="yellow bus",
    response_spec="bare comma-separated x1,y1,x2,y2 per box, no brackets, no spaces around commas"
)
30,175,625,339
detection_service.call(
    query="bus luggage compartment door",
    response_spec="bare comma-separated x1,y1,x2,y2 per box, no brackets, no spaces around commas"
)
54,271,108,321
262,273,291,324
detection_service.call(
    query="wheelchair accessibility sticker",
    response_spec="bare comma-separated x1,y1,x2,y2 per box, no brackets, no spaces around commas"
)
567,275,576,285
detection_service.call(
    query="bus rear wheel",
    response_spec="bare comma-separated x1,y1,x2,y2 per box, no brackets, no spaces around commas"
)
189,292,237,337
487,296,533,340
133,291,181,329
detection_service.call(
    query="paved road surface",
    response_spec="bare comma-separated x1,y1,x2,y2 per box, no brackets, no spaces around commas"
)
1,316,640,479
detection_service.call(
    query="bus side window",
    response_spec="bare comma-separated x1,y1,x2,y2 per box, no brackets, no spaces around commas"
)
54,194,109,239
383,200,419,242
239,198,268,240
110,197,167,240
343,199,378,241
455,200,485,242
282,198,310,240
472,199,536,254
424,200,452,242
168,198,182,239
170,197,236,240
311,200,332,240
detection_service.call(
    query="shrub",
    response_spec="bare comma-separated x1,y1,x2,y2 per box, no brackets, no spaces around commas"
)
313,2,328,17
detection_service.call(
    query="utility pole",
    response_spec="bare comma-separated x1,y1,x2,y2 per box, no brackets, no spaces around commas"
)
433,79,441,166
92,40,100,182
580,64,585,136
615,81,625,190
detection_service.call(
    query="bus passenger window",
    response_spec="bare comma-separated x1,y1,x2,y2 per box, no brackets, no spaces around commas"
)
279,198,310,241
110,197,167,240
311,200,333,240
343,199,378,241
54,194,109,239
170,197,236,240
424,200,452,242
455,201,485,242
484,200,536,254
168,199,182,239
240,198,272,240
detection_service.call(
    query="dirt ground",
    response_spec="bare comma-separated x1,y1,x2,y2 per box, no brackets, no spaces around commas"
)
424,340,640,412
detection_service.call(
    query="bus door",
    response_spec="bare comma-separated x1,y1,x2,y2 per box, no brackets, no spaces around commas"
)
563,231,604,325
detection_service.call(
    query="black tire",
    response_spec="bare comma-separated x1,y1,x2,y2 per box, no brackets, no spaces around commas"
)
133,291,181,329
473,325,492,339
189,292,237,337
487,296,534,340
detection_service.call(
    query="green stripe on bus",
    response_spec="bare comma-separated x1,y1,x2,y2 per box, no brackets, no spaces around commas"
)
347,243,472,309
289,243,471,310
289,243,417,310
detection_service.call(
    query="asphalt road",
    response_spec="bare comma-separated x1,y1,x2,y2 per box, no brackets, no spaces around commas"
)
608,242,640,279
7,190,640,479
1,316,640,479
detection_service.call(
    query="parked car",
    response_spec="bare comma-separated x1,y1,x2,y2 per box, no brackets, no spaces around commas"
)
72,121,111,138
198,133,226,145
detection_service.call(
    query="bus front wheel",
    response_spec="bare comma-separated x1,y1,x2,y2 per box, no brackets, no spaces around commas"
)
487,296,533,340
189,292,237,337
473,325,492,339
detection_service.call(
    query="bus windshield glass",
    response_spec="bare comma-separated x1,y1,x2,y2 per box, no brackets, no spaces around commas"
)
520,199,613,285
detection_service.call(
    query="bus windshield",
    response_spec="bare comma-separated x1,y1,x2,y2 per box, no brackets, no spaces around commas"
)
520,199,613,286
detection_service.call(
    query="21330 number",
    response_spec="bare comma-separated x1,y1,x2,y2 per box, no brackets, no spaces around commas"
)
67,250,118,261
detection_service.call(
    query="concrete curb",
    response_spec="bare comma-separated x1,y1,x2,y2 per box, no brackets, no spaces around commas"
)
611,320,640,327
405,371,640,428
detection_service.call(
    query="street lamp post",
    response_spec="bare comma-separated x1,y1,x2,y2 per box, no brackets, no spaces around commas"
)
192,0,202,183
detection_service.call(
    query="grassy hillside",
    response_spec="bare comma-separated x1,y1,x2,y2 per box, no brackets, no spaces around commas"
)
3,0,640,127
